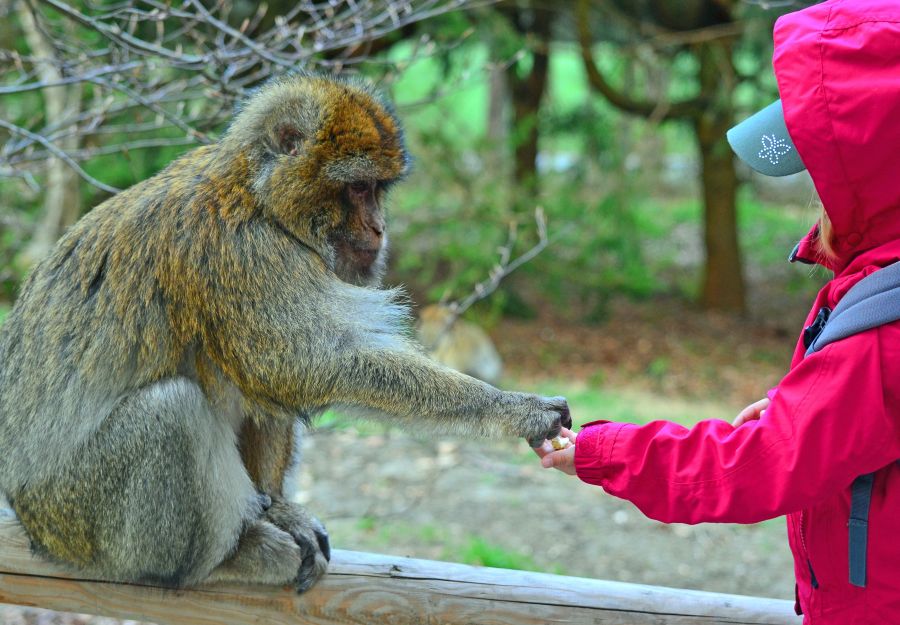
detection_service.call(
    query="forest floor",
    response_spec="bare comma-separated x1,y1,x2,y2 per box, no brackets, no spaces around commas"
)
1,295,808,624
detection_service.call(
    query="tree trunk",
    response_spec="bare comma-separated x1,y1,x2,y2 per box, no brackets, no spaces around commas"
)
487,62,509,167
17,2,82,267
501,1,553,206
694,41,744,312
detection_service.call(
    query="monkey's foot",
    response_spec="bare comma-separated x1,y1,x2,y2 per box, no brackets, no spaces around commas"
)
265,499,330,593
207,520,305,587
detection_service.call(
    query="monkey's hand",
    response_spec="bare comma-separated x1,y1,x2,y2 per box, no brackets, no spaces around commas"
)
264,498,330,593
503,394,571,448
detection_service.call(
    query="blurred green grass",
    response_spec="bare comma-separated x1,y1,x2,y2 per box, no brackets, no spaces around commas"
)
460,537,561,573
335,516,564,574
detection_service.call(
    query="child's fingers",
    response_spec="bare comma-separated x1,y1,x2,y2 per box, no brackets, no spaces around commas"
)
732,409,752,427
540,447,576,475
531,439,554,459
732,398,770,427
560,426,577,443
541,451,561,468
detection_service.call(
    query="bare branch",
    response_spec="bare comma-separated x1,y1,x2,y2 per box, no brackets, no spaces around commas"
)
38,0,209,67
0,62,144,95
428,207,550,348
1,0,483,193
184,0,295,70
575,0,704,122
0,119,120,194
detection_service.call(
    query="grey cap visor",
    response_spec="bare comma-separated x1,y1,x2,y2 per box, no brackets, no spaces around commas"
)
726,100,806,177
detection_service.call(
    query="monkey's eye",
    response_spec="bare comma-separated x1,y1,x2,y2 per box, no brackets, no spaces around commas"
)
349,181,372,194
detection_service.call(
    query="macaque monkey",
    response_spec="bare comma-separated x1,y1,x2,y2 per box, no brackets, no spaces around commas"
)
0,75,569,592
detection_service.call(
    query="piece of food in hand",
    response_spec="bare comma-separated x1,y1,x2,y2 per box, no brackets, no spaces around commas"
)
550,435,572,450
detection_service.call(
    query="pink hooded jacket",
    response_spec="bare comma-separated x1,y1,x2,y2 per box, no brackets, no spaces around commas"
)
574,2,900,622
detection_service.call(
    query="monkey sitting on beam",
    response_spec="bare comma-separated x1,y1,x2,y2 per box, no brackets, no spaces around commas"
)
0,74,569,593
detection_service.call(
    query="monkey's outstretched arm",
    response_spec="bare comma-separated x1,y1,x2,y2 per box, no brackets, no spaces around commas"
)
331,348,570,440
210,307,566,442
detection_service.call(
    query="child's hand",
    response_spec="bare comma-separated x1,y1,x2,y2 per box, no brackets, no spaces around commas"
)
532,427,577,476
732,397,770,427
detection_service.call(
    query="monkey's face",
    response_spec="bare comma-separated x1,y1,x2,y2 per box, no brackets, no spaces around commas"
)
327,179,391,285
236,76,409,287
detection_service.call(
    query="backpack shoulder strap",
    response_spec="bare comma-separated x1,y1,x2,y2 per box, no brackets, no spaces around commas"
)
806,261,900,356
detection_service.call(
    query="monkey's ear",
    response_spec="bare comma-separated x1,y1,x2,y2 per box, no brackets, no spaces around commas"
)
272,125,305,156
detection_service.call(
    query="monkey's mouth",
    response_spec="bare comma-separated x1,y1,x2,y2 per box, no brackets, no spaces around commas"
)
329,238,386,286
351,246,380,268
331,238,381,269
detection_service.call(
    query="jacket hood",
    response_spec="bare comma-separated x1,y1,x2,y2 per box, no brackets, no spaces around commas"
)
774,0,900,274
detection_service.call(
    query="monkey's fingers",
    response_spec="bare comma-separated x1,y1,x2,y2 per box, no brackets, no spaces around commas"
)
553,398,573,430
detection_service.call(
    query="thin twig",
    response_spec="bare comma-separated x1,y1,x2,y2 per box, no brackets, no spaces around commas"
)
427,206,550,349
0,119,120,194
1,0,483,191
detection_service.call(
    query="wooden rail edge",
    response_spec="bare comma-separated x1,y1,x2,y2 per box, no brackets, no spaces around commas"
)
0,512,801,625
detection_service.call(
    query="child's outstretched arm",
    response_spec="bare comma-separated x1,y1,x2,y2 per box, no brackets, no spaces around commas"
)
566,328,900,524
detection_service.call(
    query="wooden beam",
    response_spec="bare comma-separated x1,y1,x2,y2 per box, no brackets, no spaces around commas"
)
0,512,801,625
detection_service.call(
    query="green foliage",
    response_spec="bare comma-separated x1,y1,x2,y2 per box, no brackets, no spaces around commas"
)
383,40,818,319
389,42,490,143
314,410,392,436
81,127,196,192
386,43,666,318
0,203,32,302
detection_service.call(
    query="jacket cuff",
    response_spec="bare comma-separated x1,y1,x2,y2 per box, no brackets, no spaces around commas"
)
574,421,628,486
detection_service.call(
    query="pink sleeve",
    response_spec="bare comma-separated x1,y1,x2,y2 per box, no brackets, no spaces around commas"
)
574,329,900,524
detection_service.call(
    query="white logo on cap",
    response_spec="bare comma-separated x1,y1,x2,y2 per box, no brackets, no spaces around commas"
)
759,134,792,165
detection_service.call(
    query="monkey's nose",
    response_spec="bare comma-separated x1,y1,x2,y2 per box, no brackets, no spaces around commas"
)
367,217,385,237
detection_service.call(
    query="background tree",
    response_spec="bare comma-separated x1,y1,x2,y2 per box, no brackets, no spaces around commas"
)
577,0,747,311
496,0,554,205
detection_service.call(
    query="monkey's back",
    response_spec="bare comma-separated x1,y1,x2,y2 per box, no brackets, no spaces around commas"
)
0,152,208,494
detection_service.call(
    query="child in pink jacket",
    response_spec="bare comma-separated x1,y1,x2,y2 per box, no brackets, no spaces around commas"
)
538,2,900,622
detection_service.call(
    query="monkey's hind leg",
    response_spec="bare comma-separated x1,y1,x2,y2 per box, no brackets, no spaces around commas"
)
10,378,303,588
238,417,331,592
